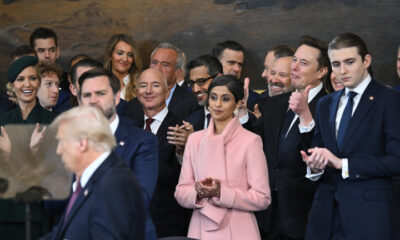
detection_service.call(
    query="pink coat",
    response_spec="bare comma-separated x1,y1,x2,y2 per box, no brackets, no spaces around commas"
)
175,117,271,240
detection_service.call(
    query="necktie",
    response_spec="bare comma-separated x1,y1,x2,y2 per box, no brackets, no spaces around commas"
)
145,118,155,132
337,91,357,150
65,181,82,219
206,113,211,128
278,109,295,151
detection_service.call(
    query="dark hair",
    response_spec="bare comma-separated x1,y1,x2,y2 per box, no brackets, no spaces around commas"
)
328,32,373,76
36,62,63,81
10,45,37,61
186,55,223,77
68,54,90,69
30,27,58,48
70,58,103,85
78,69,120,99
212,40,245,59
299,35,331,84
270,45,295,59
207,75,244,105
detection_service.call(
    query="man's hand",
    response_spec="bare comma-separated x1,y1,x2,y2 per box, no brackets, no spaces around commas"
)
289,85,313,126
167,121,194,155
30,123,46,156
301,147,342,171
251,103,262,119
0,126,11,161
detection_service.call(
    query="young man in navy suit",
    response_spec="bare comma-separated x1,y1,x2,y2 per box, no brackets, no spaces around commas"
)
78,68,159,240
43,106,145,240
302,33,400,240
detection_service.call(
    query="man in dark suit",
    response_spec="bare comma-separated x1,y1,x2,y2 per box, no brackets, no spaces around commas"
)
302,33,400,240
77,68,159,240
43,106,145,240
256,36,330,240
132,68,189,238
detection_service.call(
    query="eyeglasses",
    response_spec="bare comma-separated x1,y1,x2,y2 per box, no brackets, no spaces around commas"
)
188,75,216,88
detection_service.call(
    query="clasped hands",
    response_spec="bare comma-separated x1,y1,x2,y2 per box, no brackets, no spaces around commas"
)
167,121,194,155
195,177,221,200
301,147,342,173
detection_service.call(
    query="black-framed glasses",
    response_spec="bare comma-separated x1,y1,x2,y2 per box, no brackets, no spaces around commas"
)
188,75,216,88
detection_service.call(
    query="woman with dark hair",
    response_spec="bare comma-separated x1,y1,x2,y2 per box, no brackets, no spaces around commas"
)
175,75,271,240
103,34,142,101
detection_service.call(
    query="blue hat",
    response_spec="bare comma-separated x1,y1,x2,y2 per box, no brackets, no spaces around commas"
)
7,56,38,83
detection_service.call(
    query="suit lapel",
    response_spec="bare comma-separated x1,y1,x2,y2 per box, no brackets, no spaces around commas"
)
329,90,343,153
341,80,377,151
168,84,182,114
56,153,117,239
114,121,128,158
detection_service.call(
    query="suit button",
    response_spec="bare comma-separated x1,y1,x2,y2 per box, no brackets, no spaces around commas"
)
275,168,279,172
355,174,360,178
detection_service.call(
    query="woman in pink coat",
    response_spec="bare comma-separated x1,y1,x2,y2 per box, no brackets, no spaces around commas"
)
175,75,271,240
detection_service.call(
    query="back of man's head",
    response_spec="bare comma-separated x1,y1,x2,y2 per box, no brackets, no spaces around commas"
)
30,27,58,48
212,40,245,59
70,58,103,86
10,45,37,61
186,55,223,77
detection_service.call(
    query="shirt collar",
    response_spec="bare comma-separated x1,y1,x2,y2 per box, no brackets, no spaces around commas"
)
145,106,168,123
166,84,177,106
109,114,119,134
307,82,323,103
73,151,110,191
204,106,210,116
123,74,131,86
344,74,371,97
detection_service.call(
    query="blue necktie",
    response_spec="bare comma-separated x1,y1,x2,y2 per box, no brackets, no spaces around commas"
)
337,91,357,150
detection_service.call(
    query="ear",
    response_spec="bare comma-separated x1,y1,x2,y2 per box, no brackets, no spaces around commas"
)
70,83,77,96
363,54,372,69
317,66,328,80
56,46,60,59
115,90,121,106
79,138,89,152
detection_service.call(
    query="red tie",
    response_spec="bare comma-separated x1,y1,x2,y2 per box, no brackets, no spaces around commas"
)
65,181,82,219
145,118,155,132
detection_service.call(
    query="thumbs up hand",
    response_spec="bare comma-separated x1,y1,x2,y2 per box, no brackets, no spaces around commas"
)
289,85,313,126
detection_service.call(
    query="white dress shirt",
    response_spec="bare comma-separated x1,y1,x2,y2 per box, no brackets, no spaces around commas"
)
72,151,111,191
144,106,168,135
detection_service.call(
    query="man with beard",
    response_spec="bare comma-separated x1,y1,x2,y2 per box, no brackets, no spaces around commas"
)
78,68,159,240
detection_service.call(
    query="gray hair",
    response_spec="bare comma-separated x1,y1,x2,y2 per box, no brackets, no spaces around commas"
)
151,42,185,70
51,106,116,152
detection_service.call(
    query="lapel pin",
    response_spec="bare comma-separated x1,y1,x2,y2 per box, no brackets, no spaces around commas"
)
84,189,89,196
369,96,374,101
119,141,125,146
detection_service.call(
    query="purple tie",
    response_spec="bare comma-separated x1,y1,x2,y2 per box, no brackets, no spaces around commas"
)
65,181,82,219
145,118,155,132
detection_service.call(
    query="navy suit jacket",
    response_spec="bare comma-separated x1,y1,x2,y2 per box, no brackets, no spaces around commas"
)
255,89,326,238
185,107,205,132
44,152,146,240
114,116,158,239
306,80,400,240
168,84,200,119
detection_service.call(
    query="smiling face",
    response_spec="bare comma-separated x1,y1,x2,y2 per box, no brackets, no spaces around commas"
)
219,49,244,78
33,38,60,64
80,76,119,121
291,44,326,92
12,66,40,104
329,46,370,90
137,69,169,114
208,85,239,126
37,71,60,110
111,41,134,76
268,56,292,96
189,65,214,106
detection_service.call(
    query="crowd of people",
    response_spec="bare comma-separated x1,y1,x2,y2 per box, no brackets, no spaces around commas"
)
0,26,399,240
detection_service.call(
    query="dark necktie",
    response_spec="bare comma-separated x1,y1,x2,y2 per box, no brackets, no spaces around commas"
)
337,91,357,150
278,109,295,151
65,181,82,219
206,113,211,128
145,118,155,132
